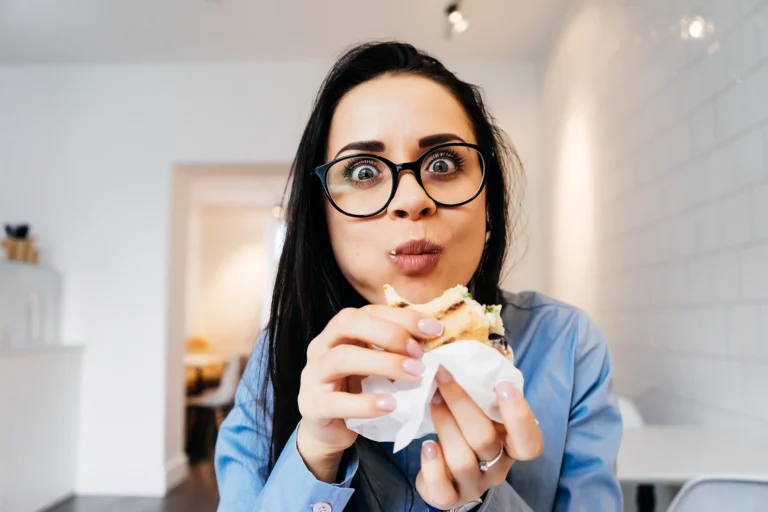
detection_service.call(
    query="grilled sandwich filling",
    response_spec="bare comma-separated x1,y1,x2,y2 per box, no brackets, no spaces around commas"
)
384,284,511,357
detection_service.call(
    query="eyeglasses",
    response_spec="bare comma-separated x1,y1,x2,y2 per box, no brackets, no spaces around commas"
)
313,142,488,218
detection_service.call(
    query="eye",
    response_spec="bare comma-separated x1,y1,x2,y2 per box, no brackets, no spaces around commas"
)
425,150,463,174
351,165,378,180
429,158,455,173
344,160,382,181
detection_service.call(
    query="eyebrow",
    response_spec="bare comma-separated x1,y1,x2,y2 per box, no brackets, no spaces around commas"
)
332,133,467,159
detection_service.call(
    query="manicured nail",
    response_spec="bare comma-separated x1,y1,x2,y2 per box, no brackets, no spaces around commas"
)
431,390,444,406
376,396,397,411
435,366,453,384
495,381,518,402
418,318,444,337
422,440,438,460
403,358,426,376
406,339,424,359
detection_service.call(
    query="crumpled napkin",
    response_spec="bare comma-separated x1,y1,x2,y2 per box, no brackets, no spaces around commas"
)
345,340,525,452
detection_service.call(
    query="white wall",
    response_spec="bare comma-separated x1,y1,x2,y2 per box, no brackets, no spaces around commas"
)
193,205,271,355
0,57,541,495
541,0,768,440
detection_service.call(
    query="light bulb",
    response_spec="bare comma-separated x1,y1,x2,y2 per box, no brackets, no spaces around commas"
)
453,18,469,33
448,10,463,24
689,17,705,39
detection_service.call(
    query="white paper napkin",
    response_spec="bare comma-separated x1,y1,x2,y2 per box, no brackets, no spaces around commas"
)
345,340,525,452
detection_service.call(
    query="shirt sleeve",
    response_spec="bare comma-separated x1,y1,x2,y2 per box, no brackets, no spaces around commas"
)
478,482,534,511
214,335,360,511
554,312,624,512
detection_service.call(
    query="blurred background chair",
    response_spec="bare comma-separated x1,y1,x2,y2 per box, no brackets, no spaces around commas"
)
666,477,768,512
618,396,645,429
185,355,243,462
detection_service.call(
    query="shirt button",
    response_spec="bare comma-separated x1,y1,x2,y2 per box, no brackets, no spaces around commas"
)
311,502,332,512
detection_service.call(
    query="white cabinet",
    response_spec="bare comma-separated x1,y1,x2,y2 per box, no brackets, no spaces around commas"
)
0,260,62,349
0,347,82,512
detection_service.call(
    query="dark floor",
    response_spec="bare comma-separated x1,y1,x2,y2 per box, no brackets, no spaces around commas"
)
46,461,219,512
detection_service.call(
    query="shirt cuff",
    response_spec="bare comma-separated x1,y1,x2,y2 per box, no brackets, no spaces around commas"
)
336,441,359,488
256,426,359,510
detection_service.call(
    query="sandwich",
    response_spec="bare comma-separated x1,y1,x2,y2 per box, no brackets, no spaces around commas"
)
384,284,512,359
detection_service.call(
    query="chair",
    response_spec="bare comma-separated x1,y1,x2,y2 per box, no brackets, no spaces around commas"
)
618,396,646,429
186,355,243,461
188,355,242,423
667,476,768,511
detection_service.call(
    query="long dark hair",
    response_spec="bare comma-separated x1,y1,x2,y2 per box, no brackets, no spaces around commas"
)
260,41,524,507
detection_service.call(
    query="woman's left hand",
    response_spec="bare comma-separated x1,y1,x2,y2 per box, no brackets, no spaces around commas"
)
415,366,543,510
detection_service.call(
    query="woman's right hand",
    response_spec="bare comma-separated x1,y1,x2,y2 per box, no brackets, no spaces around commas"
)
296,305,444,482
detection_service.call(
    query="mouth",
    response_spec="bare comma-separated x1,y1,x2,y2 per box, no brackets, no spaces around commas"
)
388,239,443,275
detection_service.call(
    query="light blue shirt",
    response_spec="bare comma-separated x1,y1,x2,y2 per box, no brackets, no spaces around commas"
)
215,291,623,511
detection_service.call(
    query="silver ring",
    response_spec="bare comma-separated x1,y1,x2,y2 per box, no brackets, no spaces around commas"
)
478,442,505,472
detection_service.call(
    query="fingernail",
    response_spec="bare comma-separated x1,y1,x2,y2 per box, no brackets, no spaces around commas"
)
422,440,438,460
406,339,424,359
418,318,444,337
403,358,426,376
431,390,444,406
376,396,397,411
495,381,518,402
435,366,453,384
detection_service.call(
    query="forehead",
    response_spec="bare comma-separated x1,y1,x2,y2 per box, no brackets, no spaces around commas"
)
326,74,476,158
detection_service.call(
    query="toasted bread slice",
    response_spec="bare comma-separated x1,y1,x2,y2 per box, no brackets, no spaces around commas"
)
384,284,510,357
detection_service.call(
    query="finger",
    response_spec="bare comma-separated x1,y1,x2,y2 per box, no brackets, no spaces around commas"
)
302,391,397,420
435,366,501,461
311,308,420,357
318,344,425,382
430,391,484,499
495,381,544,461
416,440,459,510
361,304,445,340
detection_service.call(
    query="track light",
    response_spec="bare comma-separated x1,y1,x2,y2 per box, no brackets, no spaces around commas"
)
446,2,469,36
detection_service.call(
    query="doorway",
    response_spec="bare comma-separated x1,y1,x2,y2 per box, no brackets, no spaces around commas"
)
167,164,289,485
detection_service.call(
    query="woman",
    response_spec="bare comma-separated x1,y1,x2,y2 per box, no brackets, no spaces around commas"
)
215,42,622,512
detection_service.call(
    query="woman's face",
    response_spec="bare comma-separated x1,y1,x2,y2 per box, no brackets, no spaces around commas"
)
325,74,487,304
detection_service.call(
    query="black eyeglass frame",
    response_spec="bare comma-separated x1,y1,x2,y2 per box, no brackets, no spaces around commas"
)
312,142,489,218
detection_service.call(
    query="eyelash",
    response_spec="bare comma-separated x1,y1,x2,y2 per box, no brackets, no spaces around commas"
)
427,149,465,170
342,158,380,178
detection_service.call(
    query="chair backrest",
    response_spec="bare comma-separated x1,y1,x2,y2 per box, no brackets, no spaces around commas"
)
667,477,768,512
617,396,645,429
207,355,242,406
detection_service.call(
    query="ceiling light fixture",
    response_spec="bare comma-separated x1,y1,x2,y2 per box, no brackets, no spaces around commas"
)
446,2,470,36
680,15,714,41
688,16,705,38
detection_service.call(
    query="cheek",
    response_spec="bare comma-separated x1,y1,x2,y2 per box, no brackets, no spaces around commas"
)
454,197,487,259
325,204,381,273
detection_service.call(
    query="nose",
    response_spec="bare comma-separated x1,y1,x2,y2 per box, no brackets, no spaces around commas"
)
387,172,437,220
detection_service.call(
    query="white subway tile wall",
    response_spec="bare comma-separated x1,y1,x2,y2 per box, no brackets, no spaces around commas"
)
541,0,768,437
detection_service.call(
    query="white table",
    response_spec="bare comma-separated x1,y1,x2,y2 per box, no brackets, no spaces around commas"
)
618,426,768,484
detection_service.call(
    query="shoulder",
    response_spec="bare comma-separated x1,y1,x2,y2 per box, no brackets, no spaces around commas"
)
237,331,271,404
498,289,586,334
498,289,609,360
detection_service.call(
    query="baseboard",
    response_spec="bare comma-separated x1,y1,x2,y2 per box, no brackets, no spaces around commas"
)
166,452,189,491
